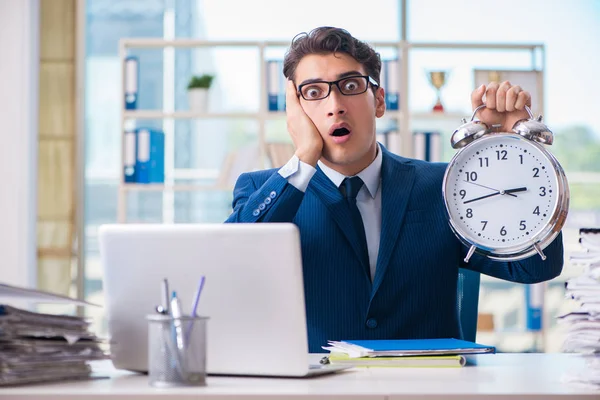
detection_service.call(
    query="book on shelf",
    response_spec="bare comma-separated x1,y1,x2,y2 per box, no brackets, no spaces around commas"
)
413,131,441,162
217,143,261,189
266,142,295,168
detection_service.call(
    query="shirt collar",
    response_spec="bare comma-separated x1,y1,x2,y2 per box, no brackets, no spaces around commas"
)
317,143,382,199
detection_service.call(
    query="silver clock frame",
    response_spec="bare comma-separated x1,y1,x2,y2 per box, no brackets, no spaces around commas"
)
442,133,569,262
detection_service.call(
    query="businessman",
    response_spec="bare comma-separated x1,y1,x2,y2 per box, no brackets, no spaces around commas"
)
225,27,564,352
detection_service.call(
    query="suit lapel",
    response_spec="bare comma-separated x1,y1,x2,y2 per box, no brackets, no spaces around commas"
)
309,167,372,286
371,150,416,297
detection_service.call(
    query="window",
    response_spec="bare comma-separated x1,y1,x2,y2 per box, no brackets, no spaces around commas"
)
83,1,600,352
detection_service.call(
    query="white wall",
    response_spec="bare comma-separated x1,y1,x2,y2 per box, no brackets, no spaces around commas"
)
0,0,39,288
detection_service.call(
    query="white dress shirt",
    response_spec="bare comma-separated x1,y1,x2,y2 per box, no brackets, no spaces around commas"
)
278,145,383,280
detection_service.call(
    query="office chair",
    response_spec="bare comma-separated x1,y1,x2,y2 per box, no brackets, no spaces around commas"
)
457,268,481,342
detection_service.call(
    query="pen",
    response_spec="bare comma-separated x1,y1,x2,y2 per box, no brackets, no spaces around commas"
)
166,291,185,380
170,291,185,350
161,278,170,314
190,276,205,317
185,276,206,342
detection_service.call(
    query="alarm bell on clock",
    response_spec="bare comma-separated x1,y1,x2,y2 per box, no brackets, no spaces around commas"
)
442,103,569,263
451,104,553,149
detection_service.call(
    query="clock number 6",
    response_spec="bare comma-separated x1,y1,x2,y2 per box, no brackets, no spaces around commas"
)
500,226,507,236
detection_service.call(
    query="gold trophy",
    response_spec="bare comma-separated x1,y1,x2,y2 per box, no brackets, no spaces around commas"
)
427,71,448,112
488,70,503,83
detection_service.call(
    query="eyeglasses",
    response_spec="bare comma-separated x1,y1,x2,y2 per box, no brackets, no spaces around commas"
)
297,75,379,101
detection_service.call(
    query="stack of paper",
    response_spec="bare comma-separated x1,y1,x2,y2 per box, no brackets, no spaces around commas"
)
323,338,495,368
559,228,600,388
0,283,107,386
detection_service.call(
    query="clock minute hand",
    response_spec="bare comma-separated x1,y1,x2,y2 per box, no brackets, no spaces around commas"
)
464,186,528,204
463,180,517,198
463,181,517,197
463,192,501,205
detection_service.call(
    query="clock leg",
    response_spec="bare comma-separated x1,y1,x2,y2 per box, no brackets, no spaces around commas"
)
464,245,477,263
533,243,547,261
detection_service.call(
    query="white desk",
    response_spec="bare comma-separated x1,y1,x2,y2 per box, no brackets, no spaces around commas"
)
1,354,598,399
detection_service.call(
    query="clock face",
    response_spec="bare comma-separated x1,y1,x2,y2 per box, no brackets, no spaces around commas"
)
444,134,560,251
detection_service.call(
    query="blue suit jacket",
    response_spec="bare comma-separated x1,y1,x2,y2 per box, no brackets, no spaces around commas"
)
225,146,564,353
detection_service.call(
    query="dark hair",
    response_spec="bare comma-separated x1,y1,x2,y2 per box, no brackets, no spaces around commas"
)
283,27,381,86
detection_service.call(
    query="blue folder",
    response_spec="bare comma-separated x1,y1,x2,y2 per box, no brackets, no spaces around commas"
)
135,128,165,184
326,338,495,357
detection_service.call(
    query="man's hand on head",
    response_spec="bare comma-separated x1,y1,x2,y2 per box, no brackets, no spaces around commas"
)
286,79,323,167
471,81,532,133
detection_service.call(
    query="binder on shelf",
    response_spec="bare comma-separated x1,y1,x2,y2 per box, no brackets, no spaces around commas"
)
323,338,495,358
136,128,165,184
382,58,399,110
413,131,441,162
124,128,137,183
525,282,544,331
266,60,284,112
124,56,139,110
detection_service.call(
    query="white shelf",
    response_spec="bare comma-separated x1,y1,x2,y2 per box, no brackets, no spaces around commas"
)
411,111,467,121
124,110,260,119
120,183,232,192
122,110,408,121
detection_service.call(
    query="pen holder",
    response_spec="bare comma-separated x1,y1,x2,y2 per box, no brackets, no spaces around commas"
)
146,314,209,387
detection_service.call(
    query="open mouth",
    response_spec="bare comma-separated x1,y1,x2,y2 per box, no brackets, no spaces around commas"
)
331,127,350,137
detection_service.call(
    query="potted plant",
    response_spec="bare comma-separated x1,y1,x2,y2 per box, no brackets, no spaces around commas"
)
187,74,214,112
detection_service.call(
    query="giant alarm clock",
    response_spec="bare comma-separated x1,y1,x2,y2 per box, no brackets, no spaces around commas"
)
442,104,569,262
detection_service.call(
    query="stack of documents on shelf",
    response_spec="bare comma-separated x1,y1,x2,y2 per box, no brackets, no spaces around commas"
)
559,228,600,388
0,283,107,386
323,338,495,368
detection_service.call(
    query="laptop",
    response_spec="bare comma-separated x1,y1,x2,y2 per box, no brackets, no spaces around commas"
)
98,223,349,377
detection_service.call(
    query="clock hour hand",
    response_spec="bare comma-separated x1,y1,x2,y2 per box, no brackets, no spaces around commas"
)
503,187,528,194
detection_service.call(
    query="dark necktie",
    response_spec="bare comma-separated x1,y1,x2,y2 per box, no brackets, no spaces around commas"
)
341,177,370,279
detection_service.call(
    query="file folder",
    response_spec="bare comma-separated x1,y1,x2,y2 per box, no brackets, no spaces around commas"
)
124,128,137,183
323,338,495,358
384,58,399,110
136,128,165,184
328,353,467,368
124,56,139,110
266,60,281,111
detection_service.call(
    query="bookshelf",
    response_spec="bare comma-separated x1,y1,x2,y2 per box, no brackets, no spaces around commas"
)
114,36,552,350
117,38,545,224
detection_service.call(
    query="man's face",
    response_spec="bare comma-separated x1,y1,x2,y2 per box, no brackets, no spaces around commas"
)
294,53,385,175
